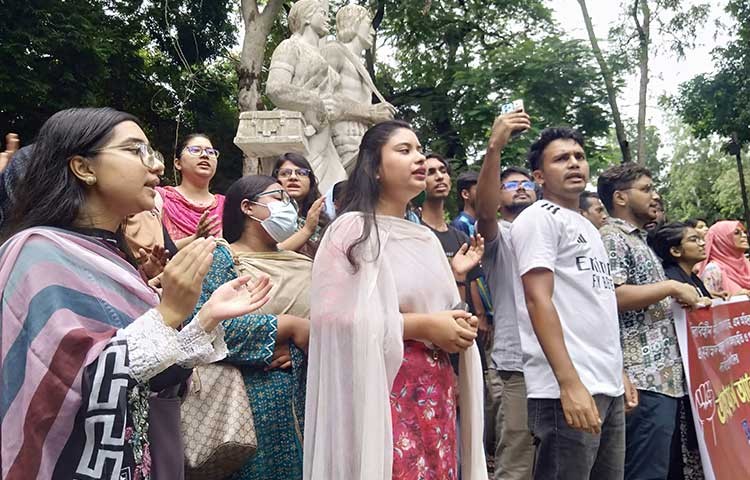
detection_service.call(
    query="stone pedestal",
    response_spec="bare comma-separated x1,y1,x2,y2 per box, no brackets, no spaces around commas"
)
234,110,314,157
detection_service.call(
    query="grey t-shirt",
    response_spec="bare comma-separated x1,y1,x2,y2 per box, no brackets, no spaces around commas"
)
484,220,525,372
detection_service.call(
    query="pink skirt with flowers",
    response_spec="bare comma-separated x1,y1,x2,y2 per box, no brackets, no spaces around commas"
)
390,340,458,480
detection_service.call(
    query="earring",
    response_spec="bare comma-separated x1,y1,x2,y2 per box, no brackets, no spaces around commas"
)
84,176,97,186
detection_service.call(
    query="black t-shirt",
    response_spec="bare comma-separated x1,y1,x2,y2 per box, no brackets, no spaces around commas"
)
664,263,711,298
425,224,483,283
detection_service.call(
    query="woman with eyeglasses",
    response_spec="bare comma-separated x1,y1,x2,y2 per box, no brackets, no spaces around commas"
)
699,220,750,298
647,221,710,479
193,175,311,480
158,133,225,246
272,153,328,257
304,120,487,480
649,222,714,303
0,108,272,479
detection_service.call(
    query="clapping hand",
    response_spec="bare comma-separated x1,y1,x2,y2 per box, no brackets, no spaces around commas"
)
157,238,217,328
195,210,221,238
199,275,272,331
138,245,169,280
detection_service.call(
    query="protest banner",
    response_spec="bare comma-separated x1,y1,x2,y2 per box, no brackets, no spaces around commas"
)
673,296,750,480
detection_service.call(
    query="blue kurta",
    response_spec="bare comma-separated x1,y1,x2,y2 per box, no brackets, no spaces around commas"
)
193,244,306,480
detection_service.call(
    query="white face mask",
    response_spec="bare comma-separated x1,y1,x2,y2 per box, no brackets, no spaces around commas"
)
249,200,298,243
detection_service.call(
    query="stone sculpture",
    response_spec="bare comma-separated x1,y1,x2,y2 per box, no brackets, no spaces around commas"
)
324,4,395,174
264,0,345,193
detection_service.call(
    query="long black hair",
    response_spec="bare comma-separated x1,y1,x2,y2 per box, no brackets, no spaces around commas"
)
648,221,690,266
173,132,213,185
272,153,319,216
2,107,140,239
222,175,277,243
337,119,413,272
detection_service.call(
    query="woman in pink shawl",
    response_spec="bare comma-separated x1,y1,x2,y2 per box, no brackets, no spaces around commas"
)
1,108,271,480
699,220,750,297
157,133,225,245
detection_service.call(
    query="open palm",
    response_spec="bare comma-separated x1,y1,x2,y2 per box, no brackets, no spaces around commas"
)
451,234,485,277
201,275,272,329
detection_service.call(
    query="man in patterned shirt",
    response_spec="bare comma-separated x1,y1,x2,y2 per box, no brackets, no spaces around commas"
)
598,163,700,480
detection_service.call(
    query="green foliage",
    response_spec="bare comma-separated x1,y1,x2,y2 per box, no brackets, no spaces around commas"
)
371,0,613,174
660,119,747,223
671,0,750,145
0,0,243,192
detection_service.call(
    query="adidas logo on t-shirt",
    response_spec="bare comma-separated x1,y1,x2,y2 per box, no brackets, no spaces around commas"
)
576,234,587,244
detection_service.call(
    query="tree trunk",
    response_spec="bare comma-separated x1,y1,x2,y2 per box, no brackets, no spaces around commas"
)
634,0,651,165
577,0,631,163
238,0,285,174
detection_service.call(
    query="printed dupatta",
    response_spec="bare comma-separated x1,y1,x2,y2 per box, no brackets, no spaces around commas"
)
1,228,159,480
303,213,487,480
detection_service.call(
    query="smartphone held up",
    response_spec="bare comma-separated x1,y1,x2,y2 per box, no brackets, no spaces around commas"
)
500,99,527,138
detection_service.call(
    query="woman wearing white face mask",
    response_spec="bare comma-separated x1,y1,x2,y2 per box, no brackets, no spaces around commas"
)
192,175,311,480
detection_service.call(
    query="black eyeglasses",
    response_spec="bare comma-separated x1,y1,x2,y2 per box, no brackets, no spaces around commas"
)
501,180,535,191
92,142,164,170
275,167,312,179
184,145,220,159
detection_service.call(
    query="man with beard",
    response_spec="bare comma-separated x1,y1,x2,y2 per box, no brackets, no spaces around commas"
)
598,163,700,480
509,127,636,480
475,112,538,479
579,191,608,229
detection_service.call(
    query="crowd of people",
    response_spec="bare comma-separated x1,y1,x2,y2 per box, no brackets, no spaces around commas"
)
0,106,748,480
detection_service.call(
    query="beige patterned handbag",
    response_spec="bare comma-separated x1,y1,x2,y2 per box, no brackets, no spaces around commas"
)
181,363,257,480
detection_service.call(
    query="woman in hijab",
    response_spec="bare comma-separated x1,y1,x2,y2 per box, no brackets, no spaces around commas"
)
699,220,750,297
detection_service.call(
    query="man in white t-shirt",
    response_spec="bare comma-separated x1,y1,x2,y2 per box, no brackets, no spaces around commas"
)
509,126,638,479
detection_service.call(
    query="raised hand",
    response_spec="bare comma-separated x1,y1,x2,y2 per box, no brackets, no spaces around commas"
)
0,133,20,172
303,196,326,234
695,380,717,445
488,112,531,151
199,274,272,331
451,234,485,278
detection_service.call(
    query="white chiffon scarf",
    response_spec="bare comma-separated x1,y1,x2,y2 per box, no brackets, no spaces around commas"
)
303,212,488,480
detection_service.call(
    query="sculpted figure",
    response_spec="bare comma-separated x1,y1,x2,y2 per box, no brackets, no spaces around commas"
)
324,5,396,174
266,0,345,193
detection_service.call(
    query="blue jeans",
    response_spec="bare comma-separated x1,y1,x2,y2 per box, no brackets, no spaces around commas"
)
528,395,625,480
625,390,679,480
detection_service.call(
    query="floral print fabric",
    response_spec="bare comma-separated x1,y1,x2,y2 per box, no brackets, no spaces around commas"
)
391,340,458,480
